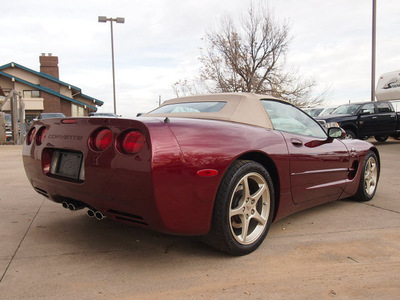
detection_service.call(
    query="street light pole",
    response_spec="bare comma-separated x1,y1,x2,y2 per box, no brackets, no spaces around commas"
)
98,16,125,114
371,0,377,101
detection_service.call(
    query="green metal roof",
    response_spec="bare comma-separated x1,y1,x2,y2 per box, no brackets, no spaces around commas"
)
0,70,98,111
0,62,104,106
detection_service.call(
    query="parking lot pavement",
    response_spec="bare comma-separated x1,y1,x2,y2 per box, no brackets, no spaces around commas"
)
0,140,399,299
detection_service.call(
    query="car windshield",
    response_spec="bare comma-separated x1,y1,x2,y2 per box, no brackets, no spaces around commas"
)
307,108,324,117
331,104,361,115
319,107,336,115
149,101,226,114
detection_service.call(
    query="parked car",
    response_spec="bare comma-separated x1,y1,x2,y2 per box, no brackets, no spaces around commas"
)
303,106,337,118
319,106,337,116
4,113,11,129
317,101,400,141
3,113,16,141
88,112,118,118
22,93,380,255
303,107,324,117
34,113,66,121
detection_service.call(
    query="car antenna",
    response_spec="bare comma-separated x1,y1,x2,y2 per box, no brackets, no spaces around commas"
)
164,117,170,123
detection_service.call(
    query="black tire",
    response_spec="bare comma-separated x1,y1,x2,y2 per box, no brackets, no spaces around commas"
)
344,129,356,140
203,160,275,255
374,135,389,142
354,151,379,202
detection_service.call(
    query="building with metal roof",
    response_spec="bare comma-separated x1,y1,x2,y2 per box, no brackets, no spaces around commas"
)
0,54,103,124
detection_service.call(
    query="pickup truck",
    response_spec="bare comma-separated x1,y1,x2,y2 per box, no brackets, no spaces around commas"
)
317,100,400,142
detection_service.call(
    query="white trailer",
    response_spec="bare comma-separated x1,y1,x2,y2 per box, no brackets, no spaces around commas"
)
376,70,400,111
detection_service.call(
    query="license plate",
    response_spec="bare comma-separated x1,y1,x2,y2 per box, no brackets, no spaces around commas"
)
51,151,83,180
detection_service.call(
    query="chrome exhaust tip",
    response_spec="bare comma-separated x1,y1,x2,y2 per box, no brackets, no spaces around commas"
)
61,201,69,209
95,211,105,220
87,209,95,218
68,203,76,211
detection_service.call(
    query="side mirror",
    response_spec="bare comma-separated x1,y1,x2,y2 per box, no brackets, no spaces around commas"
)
359,109,371,116
328,127,346,139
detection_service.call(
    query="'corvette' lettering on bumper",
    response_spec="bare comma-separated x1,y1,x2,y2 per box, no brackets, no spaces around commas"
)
47,134,83,141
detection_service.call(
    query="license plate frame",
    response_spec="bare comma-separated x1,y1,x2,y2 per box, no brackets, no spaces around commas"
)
51,151,83,180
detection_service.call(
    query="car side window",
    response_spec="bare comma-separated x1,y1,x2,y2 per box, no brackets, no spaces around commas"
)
376,102,393,113
360,103,375,114
261,100,326,138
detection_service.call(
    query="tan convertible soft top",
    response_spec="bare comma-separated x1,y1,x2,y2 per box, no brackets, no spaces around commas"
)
142,93,278,129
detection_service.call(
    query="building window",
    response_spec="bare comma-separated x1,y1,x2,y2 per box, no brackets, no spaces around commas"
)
23,90,41,98
72,103,85,116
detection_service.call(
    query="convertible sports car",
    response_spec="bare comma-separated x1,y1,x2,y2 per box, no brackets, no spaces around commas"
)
22,93,380,255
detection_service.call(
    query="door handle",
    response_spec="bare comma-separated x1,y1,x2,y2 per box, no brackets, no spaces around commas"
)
372,116,377,119
290,138,303,147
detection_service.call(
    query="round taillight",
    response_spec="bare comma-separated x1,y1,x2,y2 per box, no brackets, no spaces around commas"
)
120,130,146,154
35,127,47,145
26,127,36,145
91,128,113,151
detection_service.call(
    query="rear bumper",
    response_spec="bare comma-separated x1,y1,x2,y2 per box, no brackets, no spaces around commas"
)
23,150,160,230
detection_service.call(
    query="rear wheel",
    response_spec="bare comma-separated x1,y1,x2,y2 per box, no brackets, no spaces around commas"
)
355,151,379,202
204,160,274,255
374,135,388,142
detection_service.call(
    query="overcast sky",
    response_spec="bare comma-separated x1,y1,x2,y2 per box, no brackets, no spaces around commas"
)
1,0,399,117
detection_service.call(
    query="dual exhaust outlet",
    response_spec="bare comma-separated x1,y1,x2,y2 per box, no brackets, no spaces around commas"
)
86,209,105,220
61,201,105,220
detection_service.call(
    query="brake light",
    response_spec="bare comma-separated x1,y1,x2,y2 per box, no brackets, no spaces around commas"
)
35,126,47,145
26,127,36,145
61,119,77,124
90,128,113,151
119,130,146,154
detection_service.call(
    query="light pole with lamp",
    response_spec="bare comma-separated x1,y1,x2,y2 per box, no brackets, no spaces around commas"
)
98,16,125,115
371,0,377,102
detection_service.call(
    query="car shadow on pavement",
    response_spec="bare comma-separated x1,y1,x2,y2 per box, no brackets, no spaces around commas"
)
22,196,372,262
27,206,227,259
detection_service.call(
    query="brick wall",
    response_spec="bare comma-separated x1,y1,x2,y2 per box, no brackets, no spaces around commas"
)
60,99,72,116
39,55,61,113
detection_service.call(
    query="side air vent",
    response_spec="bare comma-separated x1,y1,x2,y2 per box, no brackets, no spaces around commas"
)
348,160,359,180
106,209,148,226
34,187,49,198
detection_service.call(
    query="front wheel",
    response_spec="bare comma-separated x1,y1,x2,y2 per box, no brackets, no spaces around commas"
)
374,135,388,142
354,151,379,202
344,129,356,139
204,160,275,255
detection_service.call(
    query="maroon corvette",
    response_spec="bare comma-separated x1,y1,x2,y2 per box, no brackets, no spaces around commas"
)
23,93,380,255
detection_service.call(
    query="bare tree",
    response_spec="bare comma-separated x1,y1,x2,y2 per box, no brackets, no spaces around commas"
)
176,3,327,107
172,79,201,98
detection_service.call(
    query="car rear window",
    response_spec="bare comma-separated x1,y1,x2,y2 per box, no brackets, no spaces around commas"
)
149,101,226,114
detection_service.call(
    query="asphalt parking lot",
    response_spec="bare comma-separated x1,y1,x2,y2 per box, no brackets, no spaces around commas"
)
0,140,399,299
